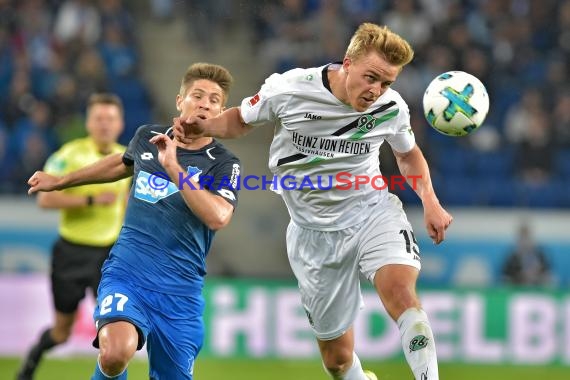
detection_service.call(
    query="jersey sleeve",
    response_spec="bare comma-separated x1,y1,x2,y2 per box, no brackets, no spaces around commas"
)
240,73,289,127
385,101,416,153
123,126,145,166
202,157,241,207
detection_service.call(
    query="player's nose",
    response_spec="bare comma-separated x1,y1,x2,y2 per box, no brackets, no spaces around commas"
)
200,97,214,110
370,84,382,98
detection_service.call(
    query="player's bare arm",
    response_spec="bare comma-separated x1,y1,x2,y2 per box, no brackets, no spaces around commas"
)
174,107,254,143
28,153,133,195
150,134,234,230
37,191,117,209
393,144,453,244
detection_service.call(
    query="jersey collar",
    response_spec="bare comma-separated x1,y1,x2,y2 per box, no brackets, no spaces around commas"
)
322,62,343,95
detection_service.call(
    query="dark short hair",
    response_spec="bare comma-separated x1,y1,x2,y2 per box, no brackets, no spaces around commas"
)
87,93,124,115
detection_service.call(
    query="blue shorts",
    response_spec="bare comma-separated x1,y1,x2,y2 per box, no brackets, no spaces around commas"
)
93,274,205,379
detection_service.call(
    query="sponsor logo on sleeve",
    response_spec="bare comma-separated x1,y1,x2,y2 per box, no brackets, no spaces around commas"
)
248,93,260,107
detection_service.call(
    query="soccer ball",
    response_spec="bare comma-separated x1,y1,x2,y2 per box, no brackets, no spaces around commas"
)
422,70,489,136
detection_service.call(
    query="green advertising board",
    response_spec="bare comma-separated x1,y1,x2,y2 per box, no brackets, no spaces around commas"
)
201,279,570,365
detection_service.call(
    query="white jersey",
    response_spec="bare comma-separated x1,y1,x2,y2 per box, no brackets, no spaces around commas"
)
240,64,416,230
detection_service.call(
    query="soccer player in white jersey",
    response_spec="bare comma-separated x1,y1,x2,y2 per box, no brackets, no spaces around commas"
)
175,23,452,380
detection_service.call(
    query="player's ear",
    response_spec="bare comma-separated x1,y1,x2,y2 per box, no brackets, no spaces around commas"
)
175,94,182,111
342,57,351,73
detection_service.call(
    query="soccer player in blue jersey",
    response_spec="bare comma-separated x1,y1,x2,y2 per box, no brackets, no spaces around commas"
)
27,63,241,380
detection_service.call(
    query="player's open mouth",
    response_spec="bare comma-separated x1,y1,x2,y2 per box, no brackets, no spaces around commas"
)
196,115,207,120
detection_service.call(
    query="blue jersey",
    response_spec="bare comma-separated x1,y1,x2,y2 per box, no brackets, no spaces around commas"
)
103,125,240,295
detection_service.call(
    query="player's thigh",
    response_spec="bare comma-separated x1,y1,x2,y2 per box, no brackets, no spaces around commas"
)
93,275,149,352
146,292,205,380
286,221,362,340
358,193,421,284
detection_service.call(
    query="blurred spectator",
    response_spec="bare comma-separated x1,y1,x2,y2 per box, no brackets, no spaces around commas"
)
308,0,351,64
0,121,12,191
504,88,554,183
382,0,432,48
0,26,15,99
515,111,554,184
559,0,570,53
98,22,138,80
73,47,108,104
32,49,67,100
341,0,382,30
543,56,567,108
99,0,134,42
504,88,544,145
250,0,278,48
1,68,36,128
10,100,56,155
184,0,235,49
48,74,82,127
8,101,56,192
17,0,54,73
53,0,101,46
502,223,552,286
258,0,317,73
552,91,570,148
149,0,174,21
418,44,455,87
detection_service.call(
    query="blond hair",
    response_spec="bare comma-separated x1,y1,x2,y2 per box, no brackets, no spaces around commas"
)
180,63,234,105
345,23,414,67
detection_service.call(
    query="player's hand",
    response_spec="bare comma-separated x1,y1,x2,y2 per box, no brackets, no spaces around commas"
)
423,201,453,244
173,117,193,145
173,116,206,142
150,133,178,169
27,171,61,195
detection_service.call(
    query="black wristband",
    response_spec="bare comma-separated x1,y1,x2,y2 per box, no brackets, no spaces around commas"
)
86,195,94,206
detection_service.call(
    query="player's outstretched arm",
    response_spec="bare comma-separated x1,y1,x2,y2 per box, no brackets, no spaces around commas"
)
174,107,255,143
28,153,133,195
37,190,118,209
393,144,453,244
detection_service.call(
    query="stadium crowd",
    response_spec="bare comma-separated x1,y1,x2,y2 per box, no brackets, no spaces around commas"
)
0,0,152,193
1,0,569,208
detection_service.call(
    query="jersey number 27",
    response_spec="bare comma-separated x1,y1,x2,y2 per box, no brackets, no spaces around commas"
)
100,293,129,315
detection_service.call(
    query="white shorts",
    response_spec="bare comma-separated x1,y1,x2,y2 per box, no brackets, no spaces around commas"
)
286,193,421,340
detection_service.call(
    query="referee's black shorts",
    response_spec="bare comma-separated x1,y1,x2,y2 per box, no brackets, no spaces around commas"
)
51,237,112,314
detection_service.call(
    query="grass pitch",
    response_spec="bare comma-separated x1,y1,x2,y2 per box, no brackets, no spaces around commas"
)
1,357,568,379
